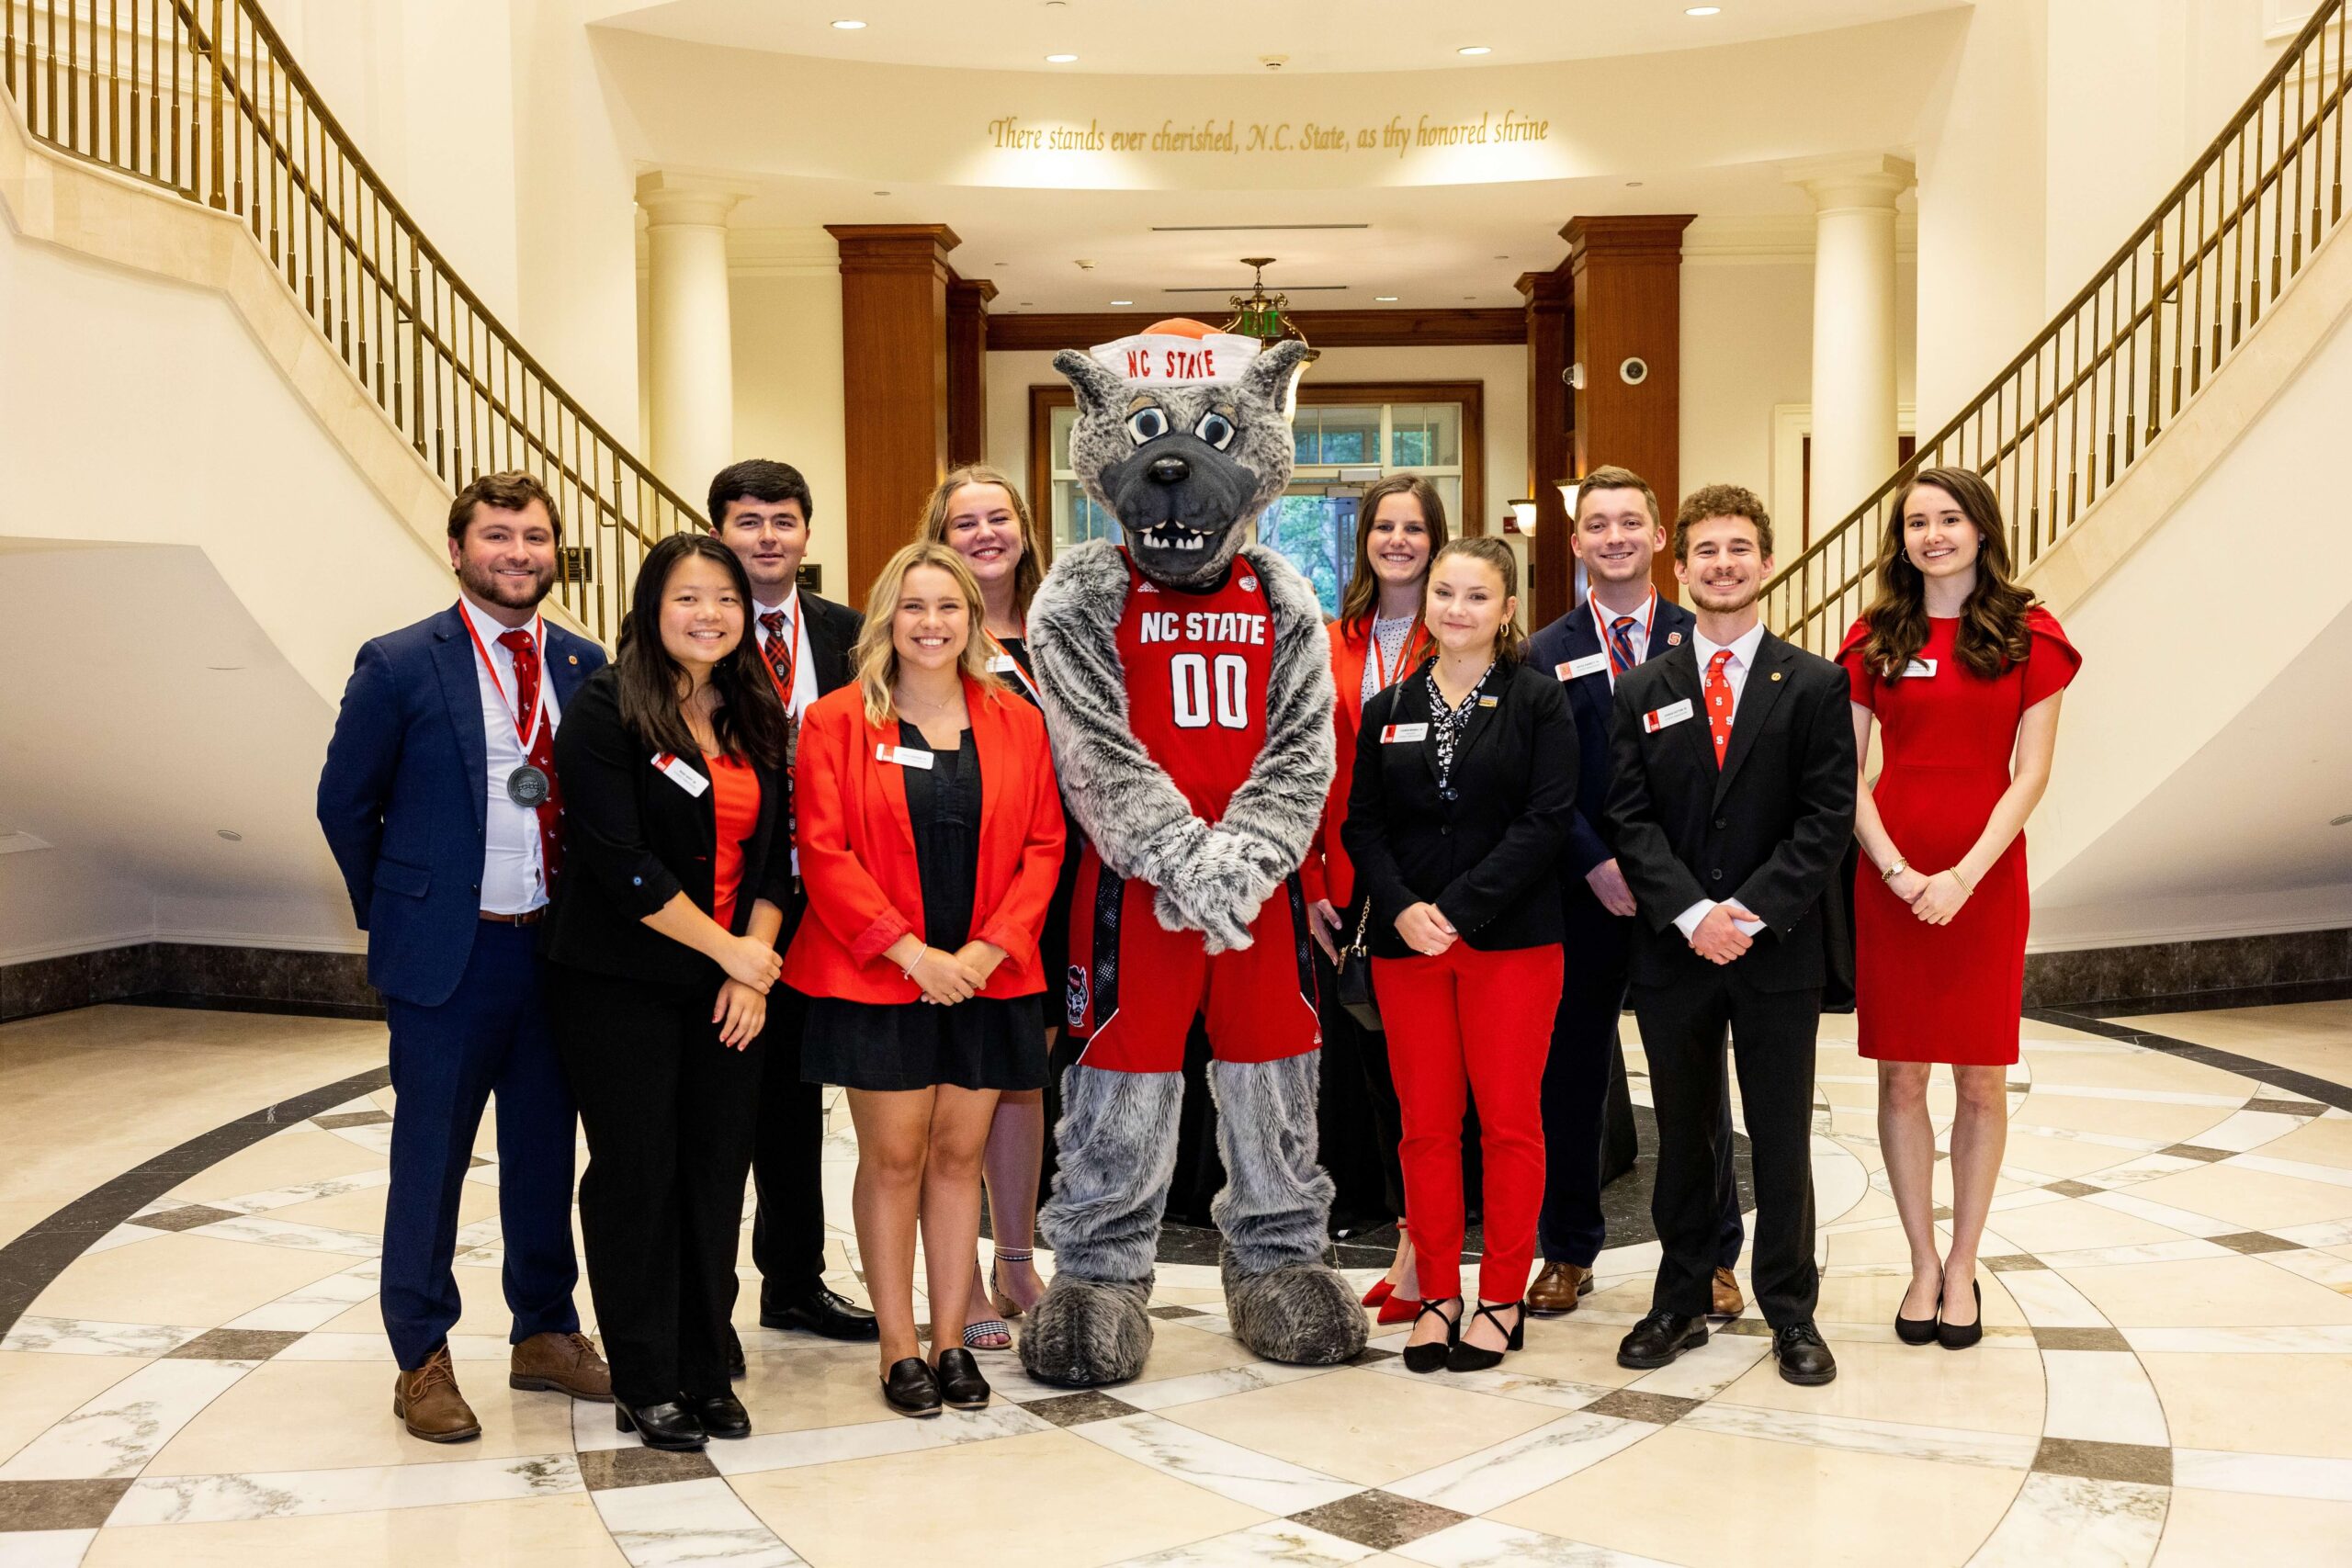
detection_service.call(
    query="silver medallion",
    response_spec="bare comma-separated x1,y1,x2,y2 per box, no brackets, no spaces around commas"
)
506,764,550,807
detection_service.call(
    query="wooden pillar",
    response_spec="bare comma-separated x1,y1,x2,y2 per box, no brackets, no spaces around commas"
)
826,222,959,603
1565,215,1693,604
946,273,997,468
1518,266,1574,624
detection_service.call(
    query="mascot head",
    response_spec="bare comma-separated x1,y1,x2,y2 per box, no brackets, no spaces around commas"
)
1053,319,1308,588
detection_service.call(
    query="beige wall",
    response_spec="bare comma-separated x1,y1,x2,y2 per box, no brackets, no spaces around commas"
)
726,231,852,598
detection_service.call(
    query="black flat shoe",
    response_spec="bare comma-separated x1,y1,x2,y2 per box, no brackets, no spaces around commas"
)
1401,1296,1463,1374
1895,1276,1942,1346
685,1391,751,1438
763,1286,881,1342
1773,1321,1838,1385
1616,1309,1707,1370
1446,1300,1525,1373
933,1348,991,1410
615,1399,707,1450
1938,1280,1984,1351
881,1356,943,1417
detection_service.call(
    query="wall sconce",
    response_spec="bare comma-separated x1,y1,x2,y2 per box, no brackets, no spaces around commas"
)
1508,499,1537,534
1555,476,1580,518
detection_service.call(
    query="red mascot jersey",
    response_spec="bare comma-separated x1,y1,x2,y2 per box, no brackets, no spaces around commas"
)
1114,547,1273,819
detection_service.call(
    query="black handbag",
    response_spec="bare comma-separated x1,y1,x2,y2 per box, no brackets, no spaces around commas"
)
1334,898,1383,1033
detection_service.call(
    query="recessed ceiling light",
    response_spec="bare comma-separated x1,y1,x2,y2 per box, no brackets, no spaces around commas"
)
1625,180,1645,187
1045,52,1078,63
873,190,890,196
831,18,866,28
1111,299,1133,306
1685,6,1722,14
1375,295,1399,302
216,829,243,841
1457,45,1491,56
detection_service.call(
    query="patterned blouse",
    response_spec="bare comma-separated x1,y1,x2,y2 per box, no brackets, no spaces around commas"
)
1362,613,1419,705
1424,660,1493,802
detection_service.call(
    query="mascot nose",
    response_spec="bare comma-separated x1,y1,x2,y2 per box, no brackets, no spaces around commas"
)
1148,456,1191,485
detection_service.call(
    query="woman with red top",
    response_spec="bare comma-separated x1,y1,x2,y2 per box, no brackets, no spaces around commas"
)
544,534,794,1450
918,466,1068,1350
1838,467,2078,1352
787,541,1065,1417
1306,474,1444,1317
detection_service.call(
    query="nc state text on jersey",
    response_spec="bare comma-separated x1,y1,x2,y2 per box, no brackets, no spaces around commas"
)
1135,610,1271,645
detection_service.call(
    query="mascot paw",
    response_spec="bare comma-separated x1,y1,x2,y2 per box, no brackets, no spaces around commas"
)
1017,1275,1155,1387
1220,1255,1370,1367
1155,886,1253,953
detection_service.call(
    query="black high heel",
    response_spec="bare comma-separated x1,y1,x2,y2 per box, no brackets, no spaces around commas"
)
1895,1273,1942,1346
1938,1280,1984,1351
1401,1296,1463,1373
1446,1300,1525,1373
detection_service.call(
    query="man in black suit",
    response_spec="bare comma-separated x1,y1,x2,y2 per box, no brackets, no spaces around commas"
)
709,458,876,1349
1605,483,1856,1386
1522,467,1745,1320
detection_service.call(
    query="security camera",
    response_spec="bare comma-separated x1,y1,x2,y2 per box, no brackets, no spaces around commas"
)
1619,355,1649,386
1562,362,1587,389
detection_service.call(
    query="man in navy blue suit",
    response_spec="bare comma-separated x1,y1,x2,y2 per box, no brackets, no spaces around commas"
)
319,472,611,1441
1523,467,1746,1318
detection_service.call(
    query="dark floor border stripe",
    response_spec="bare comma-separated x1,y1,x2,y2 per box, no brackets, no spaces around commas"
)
0,1064,390,1342
2027,1001,2352,1113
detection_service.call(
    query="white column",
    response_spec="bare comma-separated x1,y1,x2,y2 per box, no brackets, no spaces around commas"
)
636,171,752,501
1786,153,1916,529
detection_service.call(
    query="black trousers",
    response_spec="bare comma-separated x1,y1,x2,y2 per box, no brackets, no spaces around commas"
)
1631,969,1821,1327
749,983,829,1300
547,963,764,1408
1312,940,1405,1224
1540,893,1745,1269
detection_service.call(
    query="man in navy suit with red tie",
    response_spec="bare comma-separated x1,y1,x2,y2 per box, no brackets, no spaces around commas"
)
319,472,612,1440
1524,467,1747,1319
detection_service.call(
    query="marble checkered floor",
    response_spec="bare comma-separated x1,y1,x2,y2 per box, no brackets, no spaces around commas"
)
2,998,2350,1565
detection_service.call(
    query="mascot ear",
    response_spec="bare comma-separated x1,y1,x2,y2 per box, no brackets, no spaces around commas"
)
1238,338,1311,415
1055,348,1132,417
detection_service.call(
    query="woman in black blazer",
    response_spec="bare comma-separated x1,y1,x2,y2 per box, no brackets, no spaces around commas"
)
1342,537,1577,1376
543,534,794,1451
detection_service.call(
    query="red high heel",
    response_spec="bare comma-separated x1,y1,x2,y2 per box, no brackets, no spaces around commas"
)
1361,1280,1395,1308
1376,1293,1421,1325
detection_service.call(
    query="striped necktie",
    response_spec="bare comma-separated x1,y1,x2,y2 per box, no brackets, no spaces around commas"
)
1609,615,1643,675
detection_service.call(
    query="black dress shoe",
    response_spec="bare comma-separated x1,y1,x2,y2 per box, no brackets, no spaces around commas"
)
1401,1297,1463,1374
763,1286,881,1342
1894,1277,1941,1347
1446,1300,1526,1373
1938,1280,1984,1352
1615,1309,1708,1370
881,1356,943,1417
726,1325,746,1379
685,1391,751,1438
1773,1321,1838,1385
932,1348,991,1410
615,1399,707,1450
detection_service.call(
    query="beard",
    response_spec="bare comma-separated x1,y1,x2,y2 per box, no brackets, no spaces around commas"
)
1686,575,1760,615
458,556,556,612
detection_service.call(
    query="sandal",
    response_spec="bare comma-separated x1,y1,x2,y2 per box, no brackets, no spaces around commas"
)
962,1316,1012,1352
989,1247,1041,1320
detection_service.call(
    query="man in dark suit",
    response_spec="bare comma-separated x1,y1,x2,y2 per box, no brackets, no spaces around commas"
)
318,471,612,1441
1523,467,1745,1320
1604,482,1856,1386
707,458,876,1348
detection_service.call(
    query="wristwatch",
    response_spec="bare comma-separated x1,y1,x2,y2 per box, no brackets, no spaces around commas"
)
1880,858,1909,881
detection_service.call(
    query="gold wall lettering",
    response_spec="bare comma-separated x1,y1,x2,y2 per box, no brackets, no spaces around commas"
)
984,110,1551,159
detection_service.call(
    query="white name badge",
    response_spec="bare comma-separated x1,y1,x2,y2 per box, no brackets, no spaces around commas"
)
651,752,708,797
1643,698,1696,733
1381,722,1430,744
986,653,1021,674
1902,659,1939,679
1558,652,1611,682
877,743,935,771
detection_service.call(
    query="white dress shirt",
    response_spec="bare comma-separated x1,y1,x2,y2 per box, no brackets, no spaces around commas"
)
1672,617,1769,942
752,587,820,718
460,597,562,917
1587,588,1657,690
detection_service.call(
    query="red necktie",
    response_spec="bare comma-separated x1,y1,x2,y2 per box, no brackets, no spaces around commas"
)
1704,648,1736,767
497,629,565,884
758,611,800,874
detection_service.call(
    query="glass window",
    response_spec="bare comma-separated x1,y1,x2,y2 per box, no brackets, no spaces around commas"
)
1048,405,1123,551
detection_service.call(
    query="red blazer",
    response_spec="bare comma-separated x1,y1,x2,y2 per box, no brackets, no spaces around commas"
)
783,675,1066,1004
1305,615,1431,909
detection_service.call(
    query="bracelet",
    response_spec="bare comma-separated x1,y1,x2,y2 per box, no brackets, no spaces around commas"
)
1951,866,1975,894
1880,858,1908,881
899,948,924,980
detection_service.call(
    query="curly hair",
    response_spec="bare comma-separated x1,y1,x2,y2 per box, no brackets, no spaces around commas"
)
1854,467,2038,681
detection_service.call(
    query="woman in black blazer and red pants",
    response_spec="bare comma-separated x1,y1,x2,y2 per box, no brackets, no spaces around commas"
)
543,534,795,1451
1343,537,1577,1375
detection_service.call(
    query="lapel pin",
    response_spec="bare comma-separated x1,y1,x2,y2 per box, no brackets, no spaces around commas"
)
1770,671,1782,682
568,654,578,665
1667,632,1683,646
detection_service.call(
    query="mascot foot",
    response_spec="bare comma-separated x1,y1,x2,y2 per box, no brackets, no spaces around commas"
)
1221,1253,1370,1367
1017,1276,1154,1388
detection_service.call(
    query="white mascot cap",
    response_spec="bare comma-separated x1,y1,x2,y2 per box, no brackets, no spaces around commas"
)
1089,317,1262,388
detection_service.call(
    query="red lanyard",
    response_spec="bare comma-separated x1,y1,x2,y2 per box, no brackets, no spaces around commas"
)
986,626,1043,705
1367,620,1430,693
460,605,546,750
1592,591,1657,677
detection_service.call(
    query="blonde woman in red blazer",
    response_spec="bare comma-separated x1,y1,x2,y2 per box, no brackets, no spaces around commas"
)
785,541,1065,1419
1301,474,1443,1320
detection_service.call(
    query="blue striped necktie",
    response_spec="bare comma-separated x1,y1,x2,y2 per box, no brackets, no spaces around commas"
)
1609,615,1643,674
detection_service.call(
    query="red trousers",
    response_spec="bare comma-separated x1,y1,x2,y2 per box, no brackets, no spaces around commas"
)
1374,943,1564,1303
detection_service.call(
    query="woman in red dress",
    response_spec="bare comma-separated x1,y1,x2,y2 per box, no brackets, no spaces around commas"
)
1838,467,2077,1351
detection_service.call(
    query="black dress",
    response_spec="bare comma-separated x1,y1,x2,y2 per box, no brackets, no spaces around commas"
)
995,637,1080,1015
799,721,1047,1093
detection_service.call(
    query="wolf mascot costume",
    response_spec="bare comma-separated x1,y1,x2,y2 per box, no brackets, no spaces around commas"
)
1019,321,1368,1387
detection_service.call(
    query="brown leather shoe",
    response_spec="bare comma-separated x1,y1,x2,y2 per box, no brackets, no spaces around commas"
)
1711,1267,1746,1317
1527,1261,1594,1315
509,1331,613,1402
393,1346,481,1442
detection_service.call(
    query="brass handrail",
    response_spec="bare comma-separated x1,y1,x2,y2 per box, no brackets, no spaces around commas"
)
1764,2,2348,653
1,0,701,639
